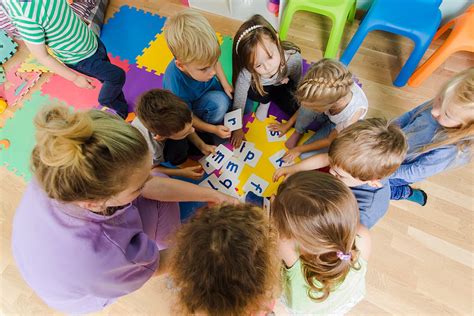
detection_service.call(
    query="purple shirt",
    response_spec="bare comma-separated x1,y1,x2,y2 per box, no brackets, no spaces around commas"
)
12,179,160,314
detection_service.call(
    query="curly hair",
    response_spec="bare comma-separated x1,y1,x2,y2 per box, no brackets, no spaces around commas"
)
169,204,280,315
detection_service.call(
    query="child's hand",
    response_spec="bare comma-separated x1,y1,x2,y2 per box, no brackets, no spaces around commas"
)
273,166,294,182
73,75,94,89
214,125,231,139
199,143,216,156
283,148,301,163
208,191,239,206
222,84,234,99
268,121,291,137
280,77,289,85
180,166,205,180
230,128,245,148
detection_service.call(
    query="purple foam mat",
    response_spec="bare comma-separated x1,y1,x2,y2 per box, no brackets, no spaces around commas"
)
123,64,163,111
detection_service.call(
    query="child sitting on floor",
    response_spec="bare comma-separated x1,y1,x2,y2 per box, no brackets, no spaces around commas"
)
283,58,368,162
389,68,474,206
274,118,407,229
230,14,302,147
132,89,215,180
3,0,129,118
163,9,233,142
272,171,371,314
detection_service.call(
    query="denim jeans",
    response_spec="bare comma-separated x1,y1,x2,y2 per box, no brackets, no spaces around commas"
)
67,38,128,118
294,107,328,134
191,88,231,124
389,178,412,200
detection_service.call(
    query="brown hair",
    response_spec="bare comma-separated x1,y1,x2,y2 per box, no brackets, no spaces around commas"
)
271,171,360,302
164,9,220,65
232,14,300,96
170,204,280,316
421,68,474,153
31,105,149,204
296,58,354,111
328,118,408,181
136,89,192,137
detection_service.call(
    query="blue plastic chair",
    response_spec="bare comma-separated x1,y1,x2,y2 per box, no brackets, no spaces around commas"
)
340,0,442,87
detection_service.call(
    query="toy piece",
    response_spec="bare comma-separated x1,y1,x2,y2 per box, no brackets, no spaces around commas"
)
0,30,17,64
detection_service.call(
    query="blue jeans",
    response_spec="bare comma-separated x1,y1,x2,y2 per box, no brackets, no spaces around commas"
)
295,107,328,134
191,82,231,125
389,178,412,200
67,38,128,118
299,117,335,159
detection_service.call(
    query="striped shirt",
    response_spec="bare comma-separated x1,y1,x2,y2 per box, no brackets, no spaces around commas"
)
3,0,97,64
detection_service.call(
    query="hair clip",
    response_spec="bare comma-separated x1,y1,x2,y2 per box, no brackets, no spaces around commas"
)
336,251,351,261
235,25,264,54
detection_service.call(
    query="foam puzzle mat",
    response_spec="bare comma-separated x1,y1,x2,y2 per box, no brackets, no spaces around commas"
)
1,5,316,219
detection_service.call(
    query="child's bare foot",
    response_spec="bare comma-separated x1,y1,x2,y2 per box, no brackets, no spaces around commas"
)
285,131,302,149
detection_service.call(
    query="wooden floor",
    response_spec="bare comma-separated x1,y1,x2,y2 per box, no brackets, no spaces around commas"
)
1,0,473,314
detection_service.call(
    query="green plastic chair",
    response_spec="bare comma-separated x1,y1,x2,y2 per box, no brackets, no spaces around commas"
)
279,0,356,58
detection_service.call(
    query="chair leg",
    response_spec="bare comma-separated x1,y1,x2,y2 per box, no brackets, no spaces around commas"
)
340,24,369,66
324,17,346,58
394,40,432,87
408,40,457,87
347,1,356,23
279,6,296,41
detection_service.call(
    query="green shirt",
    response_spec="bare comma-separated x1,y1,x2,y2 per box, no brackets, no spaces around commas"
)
4,0,97,64
283,255,367,314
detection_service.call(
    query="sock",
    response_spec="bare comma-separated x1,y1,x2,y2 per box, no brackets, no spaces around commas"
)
255,102,270,121
407,187,427,206
285,131,303,149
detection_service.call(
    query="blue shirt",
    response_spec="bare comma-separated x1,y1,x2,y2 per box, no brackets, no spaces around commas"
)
390,102,472,184
351,179,390,229
162,59,222,107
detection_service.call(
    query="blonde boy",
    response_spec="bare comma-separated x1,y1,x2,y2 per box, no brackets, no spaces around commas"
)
163,9,233,141
274,118,408,228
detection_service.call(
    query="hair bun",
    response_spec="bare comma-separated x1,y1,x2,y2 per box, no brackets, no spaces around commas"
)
34,105,93,168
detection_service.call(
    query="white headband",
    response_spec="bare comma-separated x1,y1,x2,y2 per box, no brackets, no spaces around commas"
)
235,25,264,54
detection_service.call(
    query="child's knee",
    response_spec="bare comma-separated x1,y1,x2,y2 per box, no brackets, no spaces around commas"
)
109,66,126,85
204,92,231,123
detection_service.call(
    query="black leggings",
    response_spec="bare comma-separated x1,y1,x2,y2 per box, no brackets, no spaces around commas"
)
247,79,299,116
163,132,214,166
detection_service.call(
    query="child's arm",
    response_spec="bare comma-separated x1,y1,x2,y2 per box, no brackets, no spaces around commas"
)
273,153,330,182
268,110,299,136
187,132,216,155
390,147,462,184
142,176,238,205
192,116,231,139
284,108,365,162
284,129,337,162
24,42,94,89
393,102,429,128
215,61,233,99
230,71,252,147
152,165,204,180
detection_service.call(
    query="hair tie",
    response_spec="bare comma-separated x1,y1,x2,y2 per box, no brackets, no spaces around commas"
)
235,25,264,54
336,251,351,261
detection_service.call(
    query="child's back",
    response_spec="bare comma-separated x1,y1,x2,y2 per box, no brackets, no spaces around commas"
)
272,171,371,314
